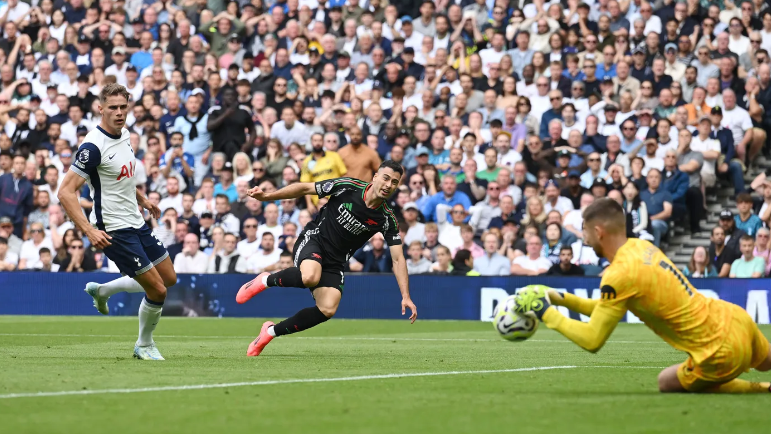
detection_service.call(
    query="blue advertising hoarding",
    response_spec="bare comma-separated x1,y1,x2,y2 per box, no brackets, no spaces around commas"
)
0,273,768,323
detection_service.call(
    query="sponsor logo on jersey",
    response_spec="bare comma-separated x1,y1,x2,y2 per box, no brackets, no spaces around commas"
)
336,203,371,235
365,218,378,226
312,253,322,259
322,181,334,193
600,285,617,300
79,149,89,163
393,234,401,241
117,161,135,181
342,203,352,211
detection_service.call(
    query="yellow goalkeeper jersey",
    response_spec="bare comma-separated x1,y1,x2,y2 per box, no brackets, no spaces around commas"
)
597,238,732,364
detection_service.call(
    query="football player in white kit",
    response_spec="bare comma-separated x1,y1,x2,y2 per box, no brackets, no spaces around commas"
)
57,83,177,360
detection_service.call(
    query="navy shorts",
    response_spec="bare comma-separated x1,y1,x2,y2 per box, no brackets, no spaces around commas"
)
102,224,169,278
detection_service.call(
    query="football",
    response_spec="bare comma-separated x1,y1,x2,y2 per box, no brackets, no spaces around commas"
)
492,295,539,342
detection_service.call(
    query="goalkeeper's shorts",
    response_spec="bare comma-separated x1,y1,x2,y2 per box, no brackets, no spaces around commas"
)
677,304,770,392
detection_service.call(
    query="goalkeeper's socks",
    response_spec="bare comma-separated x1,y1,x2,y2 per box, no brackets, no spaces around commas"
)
267,267,305,288
705,379,771,393
98,276,146,298
273,306,330,337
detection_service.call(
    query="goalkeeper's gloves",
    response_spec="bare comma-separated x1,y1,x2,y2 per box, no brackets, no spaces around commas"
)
514,287,552,321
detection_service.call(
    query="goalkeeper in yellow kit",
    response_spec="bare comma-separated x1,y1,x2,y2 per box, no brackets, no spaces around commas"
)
515,198,771,393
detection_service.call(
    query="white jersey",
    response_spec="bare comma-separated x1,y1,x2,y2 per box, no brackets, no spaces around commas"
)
72,126,145,232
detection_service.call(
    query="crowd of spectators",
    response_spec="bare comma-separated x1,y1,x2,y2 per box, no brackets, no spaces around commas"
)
3,0,771,279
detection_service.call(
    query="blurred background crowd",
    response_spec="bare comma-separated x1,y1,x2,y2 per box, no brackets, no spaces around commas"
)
1,0,771,278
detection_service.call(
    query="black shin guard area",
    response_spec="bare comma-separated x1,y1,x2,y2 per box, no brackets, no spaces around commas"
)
268,267,305,288
274,306,330,337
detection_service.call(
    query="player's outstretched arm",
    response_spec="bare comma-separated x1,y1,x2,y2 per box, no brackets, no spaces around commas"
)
540,306,623,353
548,290,600,317
247,182,317,202
516,290,623,353
390,244,417,323
57,171,112,249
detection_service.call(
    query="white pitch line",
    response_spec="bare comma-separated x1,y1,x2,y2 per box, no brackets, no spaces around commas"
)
0,333,663,344
0,365,662,400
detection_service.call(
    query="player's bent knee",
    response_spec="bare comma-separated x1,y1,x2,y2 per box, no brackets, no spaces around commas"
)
302,274,320,288
317,304,337,318
147,285,167,302
657,366,685,393
756,350,771,372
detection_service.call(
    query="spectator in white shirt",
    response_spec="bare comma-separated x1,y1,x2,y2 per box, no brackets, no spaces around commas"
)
158,176,184,214
245,232,283,273
543,179,575,216
510,235,551,276
402,202,426,244
173,233,210,273
237,217,261,260
193,178,216,216
690,117,721,188
18,222,54,269
214,194,241,235
257,203,283,240
436,203,468,253
270,106,311,148
0,236,18,271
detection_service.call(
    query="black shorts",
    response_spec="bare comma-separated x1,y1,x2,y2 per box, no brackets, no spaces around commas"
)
292,228,346,293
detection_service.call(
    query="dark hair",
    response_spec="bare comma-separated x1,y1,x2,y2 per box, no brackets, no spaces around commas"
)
215,193,230,202
452,249,472,269
559,245,573,254
39,247,51,255
0,236,7,244
261,232,274,238
741,234,755,243
489,119,503,128
623,181,642,210
280,250,292,258
736,192,753,204
378,160,404,176
170,131,184,140
585,194,625,224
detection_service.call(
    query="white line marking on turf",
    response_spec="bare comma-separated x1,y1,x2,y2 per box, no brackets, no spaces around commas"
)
0,365,662,400
0,333,663,344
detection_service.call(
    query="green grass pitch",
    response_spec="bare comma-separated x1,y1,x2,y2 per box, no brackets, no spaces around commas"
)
1,316,769,434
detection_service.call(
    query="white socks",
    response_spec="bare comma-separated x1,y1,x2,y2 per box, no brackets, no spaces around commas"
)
137,296,163,347
261,275,269,286
98,276,146,298
267,325,276,337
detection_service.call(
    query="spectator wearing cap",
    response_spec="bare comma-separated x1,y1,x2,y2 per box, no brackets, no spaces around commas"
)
0,216,22,255
0,155,33,237
663,43,685,82
543,179,575,215
214,162,237,202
